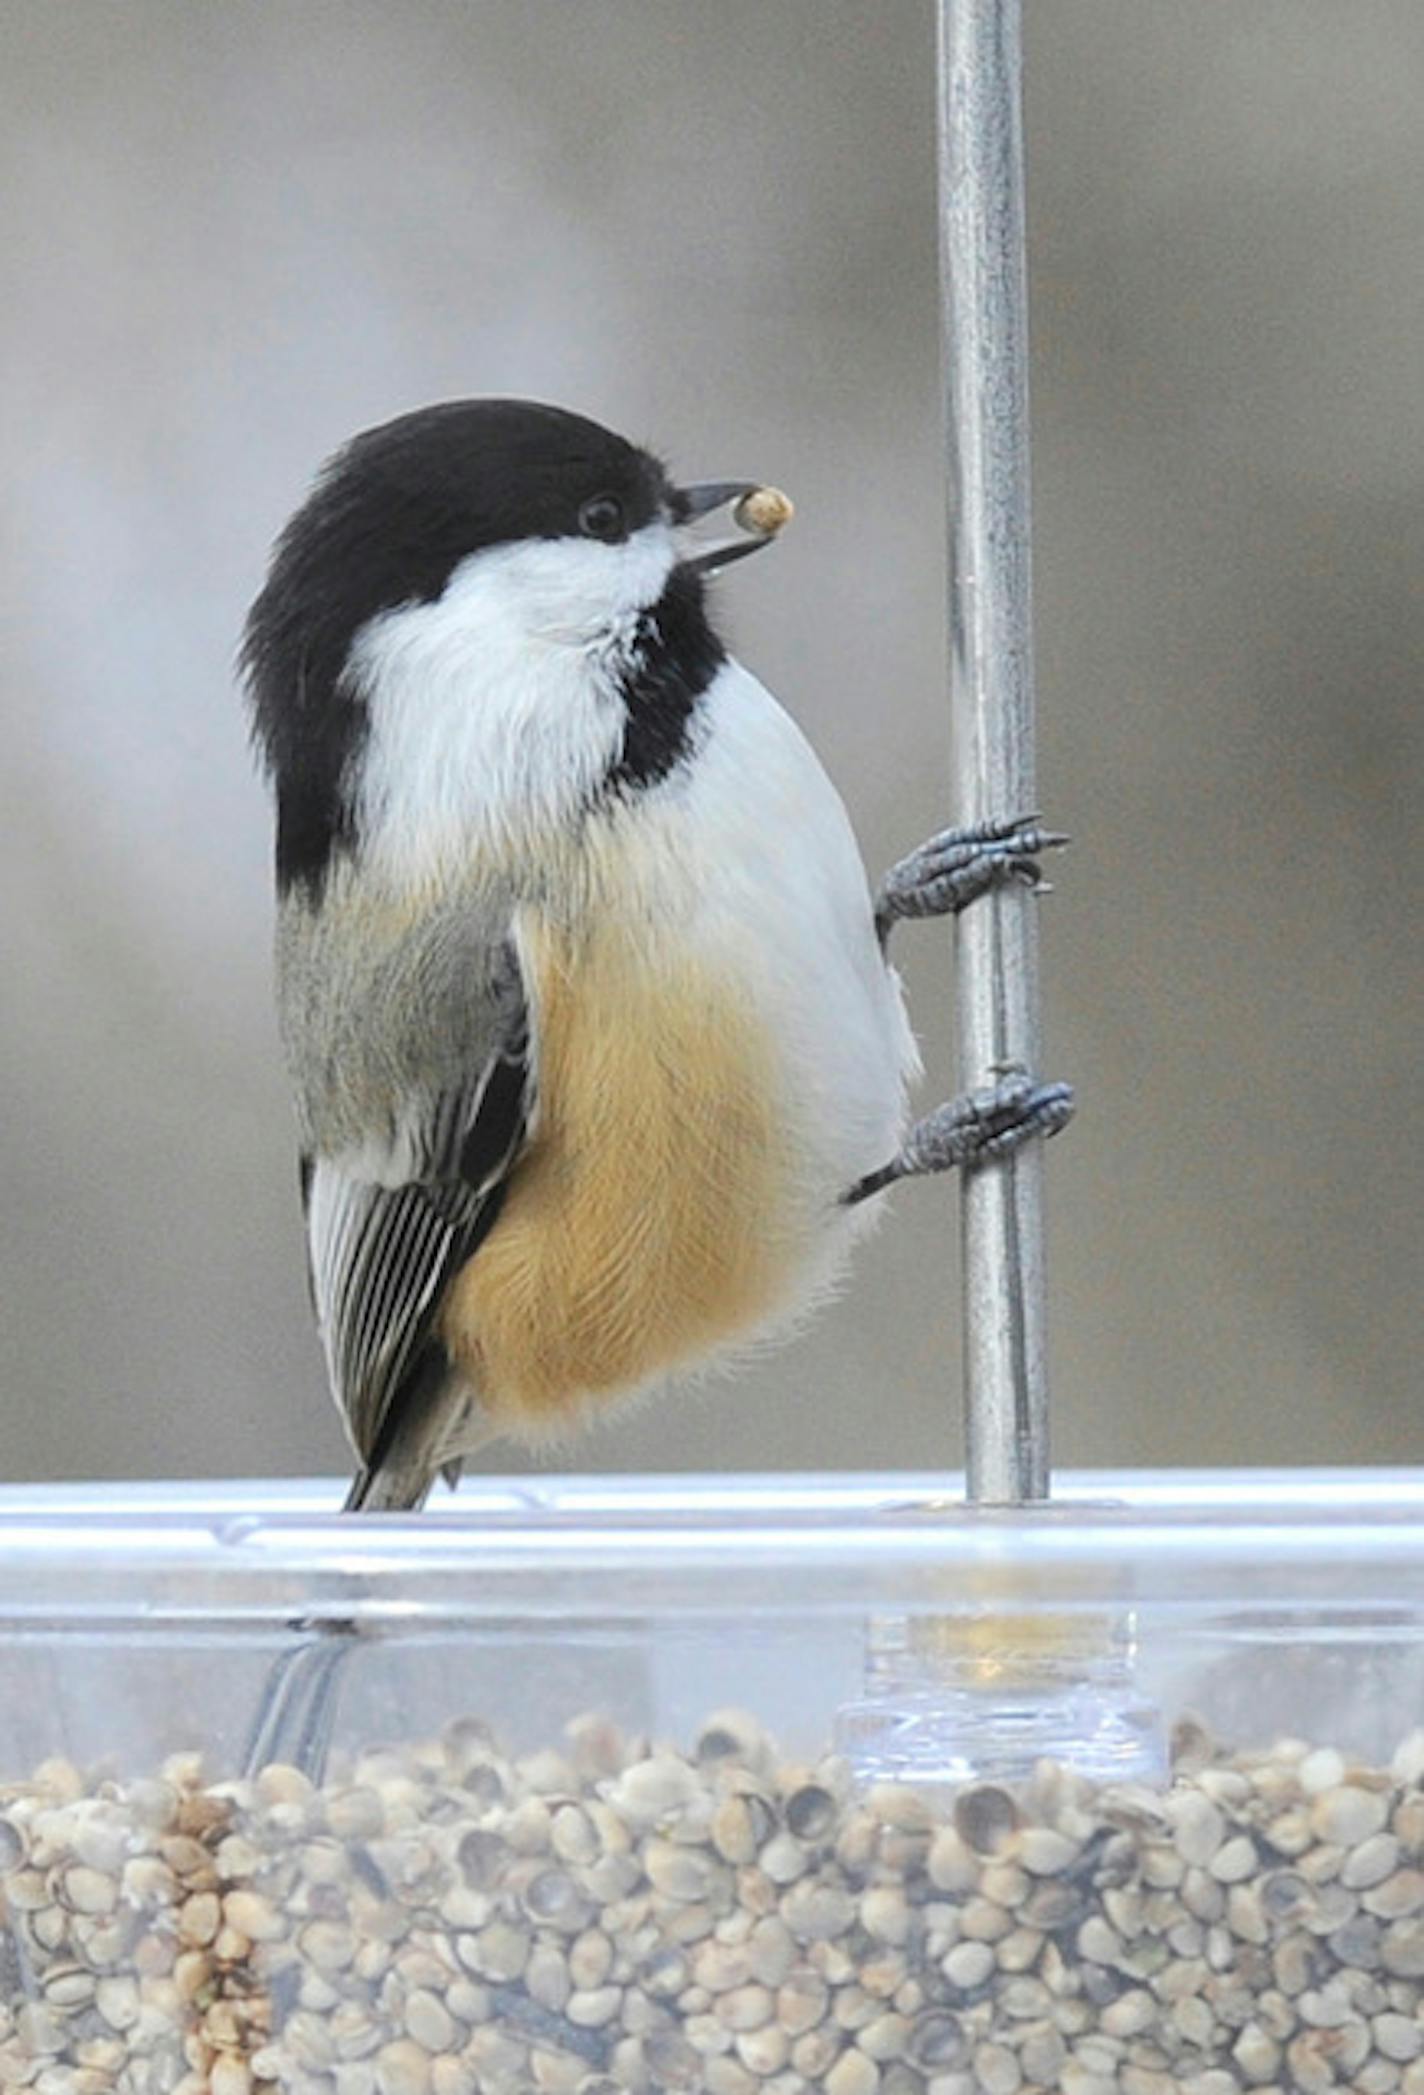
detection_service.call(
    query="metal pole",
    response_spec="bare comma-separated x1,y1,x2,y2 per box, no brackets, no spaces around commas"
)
938,0,1051,1503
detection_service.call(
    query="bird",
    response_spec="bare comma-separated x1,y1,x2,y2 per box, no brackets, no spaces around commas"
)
243,398,1070,1513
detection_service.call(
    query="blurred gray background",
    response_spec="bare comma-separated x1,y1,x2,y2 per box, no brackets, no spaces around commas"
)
3,2,1421,1486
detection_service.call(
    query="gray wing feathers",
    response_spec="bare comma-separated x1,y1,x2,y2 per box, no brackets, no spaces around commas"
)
305,1050,527,1466
282,902,533,1475
276,885,526,1163
307,1172,477,1460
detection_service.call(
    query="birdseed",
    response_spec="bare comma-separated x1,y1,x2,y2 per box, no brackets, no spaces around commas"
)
4,1720,1424,2093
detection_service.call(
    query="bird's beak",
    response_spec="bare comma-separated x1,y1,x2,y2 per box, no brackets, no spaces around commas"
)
675,480,782,576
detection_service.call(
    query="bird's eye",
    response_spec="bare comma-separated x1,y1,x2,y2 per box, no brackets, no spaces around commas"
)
578,494,625,541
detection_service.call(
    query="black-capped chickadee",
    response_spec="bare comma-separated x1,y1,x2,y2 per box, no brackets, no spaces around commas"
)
244,399,1070,1511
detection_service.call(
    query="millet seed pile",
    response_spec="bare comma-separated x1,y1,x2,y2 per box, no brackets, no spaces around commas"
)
4,1714,1424,2095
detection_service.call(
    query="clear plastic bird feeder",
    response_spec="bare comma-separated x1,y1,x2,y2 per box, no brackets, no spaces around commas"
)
4,1476,1424,2094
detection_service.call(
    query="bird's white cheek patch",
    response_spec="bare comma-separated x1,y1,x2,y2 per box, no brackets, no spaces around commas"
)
486,524,677,639
346,523,676,882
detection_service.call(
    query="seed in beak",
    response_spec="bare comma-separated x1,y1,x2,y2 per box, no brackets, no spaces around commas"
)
734,486,794,538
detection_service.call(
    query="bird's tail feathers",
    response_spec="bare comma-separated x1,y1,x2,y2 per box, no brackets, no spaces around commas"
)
343,1465,434,1513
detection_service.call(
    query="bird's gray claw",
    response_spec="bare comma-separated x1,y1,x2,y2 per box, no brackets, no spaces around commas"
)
903,1074,1076,1176
843,1074,1074,1205
875,814,1068,942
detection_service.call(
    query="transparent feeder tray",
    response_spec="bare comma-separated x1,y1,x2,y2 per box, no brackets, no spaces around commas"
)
2,1470,1423,2095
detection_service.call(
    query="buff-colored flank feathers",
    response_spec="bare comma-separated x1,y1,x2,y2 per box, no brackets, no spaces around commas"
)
441,914,797,1428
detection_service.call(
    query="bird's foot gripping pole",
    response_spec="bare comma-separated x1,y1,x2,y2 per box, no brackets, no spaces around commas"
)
875,813,1068,946
844,1071,1074,1210
861,806,1075,1213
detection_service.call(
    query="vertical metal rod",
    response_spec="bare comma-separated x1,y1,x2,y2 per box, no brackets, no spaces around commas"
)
938,0,1050,1503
